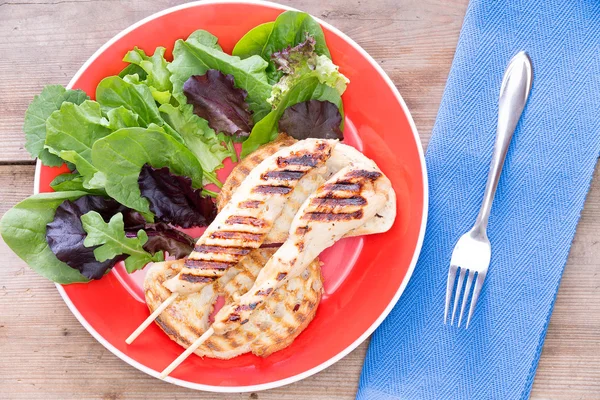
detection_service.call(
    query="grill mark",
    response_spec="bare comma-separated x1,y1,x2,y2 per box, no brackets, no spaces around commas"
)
179,273,216,283
276,272,287,281
311,196,367,207
194,244,252,256
237,165,250,175
238,200,263,209
295,226,310,235
226,215,268,227
252,185,293,195
301,210,364,221
236,302,259,312
322,183,361,192
293,304,300,312
261,170,305,181
228,314,241,322
256,288,273,296
210,231,262,242
346,169,382,180
277,154,320,168
297,242,304,252
184,259,235,270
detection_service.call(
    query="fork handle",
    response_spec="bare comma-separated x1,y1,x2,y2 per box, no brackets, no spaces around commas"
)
474,51,533,232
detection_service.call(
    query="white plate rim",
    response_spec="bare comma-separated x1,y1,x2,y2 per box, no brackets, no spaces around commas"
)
32,0,430,393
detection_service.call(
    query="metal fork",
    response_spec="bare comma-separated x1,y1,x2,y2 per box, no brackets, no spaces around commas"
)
444,51,533,328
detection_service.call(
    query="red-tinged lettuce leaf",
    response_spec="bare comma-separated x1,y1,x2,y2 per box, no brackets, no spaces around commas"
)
278,100,343,140
132,222,195,259
138,164,217,228
183,70,253,138
46,196,131,280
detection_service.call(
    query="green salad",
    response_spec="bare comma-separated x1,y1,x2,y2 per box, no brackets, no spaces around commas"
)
0,11,349,285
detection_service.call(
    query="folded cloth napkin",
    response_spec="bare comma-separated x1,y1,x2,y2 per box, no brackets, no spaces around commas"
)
356,1,600,399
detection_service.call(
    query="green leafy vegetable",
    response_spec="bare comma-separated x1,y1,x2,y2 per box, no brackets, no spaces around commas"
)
119,64,148,81
159,103,234,176
241,76,343,157
269,36,348,107
106,106,140,130
0,191,90,284
45,100,112,187
168,30,272,121
81,211,163,274
96,76,163,127
91,127,204,215
50,173,105,195
123,47,172,104
24,85,89,166
232,11,330,82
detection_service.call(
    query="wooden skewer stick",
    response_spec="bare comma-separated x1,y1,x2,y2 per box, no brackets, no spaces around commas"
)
159,327,215,379
126,293,178,344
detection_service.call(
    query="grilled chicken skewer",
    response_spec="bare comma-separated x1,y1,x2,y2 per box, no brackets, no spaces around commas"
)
159,164,391,378
126,139,335,344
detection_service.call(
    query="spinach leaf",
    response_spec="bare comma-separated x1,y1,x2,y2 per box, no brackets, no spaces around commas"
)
0,191,90,284
159,103,235,175
45,100,112,188
106,106,140,130
168,30,272,122
123,47,172,104
241,76,343,157
91,127,204,215
119,64,148,81
233,11,330,82
24,85,89,167
232,21,275,59
50,173,106,195
81,211,163,274
96,76,163,127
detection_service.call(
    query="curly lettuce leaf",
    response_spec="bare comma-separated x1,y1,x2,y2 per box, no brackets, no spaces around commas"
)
46,195,134,280
138,164,217,228
91,127,204,215
269,36,349,107
183,70,253,138
24,85,89,166
106,106,140,130
140,222,195,259
0,192,91,284
241,76,343,157
81,211,163,274
232,11,330,82
168,30,272,122
159,103,234,175
123,47,172,104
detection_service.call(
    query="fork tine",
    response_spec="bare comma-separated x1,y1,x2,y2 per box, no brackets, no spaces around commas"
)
444,265,458,324
466,271,486,328
457,271,474,327
451,268,466,325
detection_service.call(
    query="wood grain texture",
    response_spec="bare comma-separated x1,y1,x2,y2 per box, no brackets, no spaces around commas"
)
0,0,598,399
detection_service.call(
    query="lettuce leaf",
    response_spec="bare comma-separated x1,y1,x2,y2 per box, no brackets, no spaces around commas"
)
91,127,204,215
159,103,234,175
241,76,343,157
123,47,172,104
278,100,343,140
138,164,217,228
183,70,253,138
24,85,89,166
139,222,195,259
269,37,348,107
45,100,112,188
0,191,91,284
81,211,163,274
168,30,272,122
232,11,330,83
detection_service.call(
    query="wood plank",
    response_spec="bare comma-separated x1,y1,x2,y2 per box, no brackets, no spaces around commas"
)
0,0,599,398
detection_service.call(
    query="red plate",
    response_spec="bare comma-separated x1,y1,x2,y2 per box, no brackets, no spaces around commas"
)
34,0,427,392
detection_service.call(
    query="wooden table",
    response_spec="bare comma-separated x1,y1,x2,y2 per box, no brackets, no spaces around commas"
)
1,1,599,398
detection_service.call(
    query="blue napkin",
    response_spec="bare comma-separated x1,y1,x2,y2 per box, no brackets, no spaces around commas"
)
357,1,600,399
